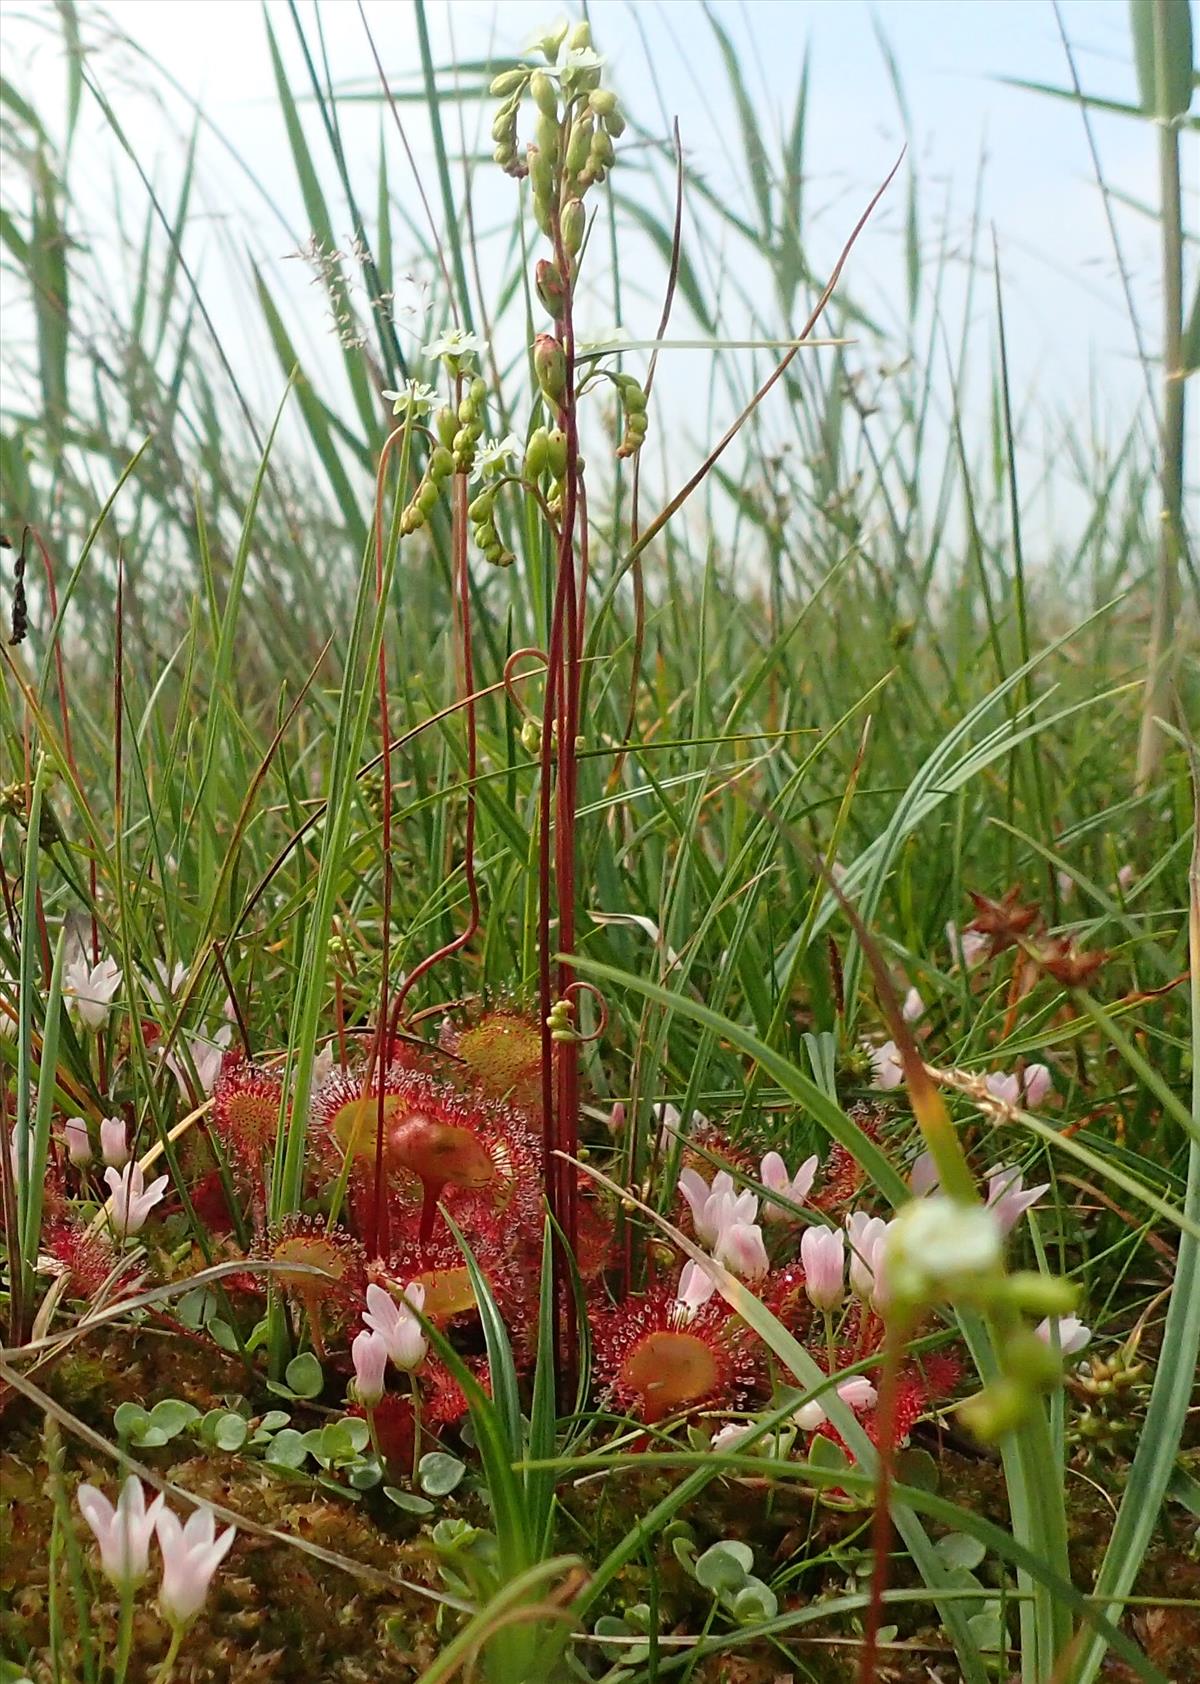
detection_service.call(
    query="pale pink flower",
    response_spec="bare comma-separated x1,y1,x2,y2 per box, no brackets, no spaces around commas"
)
351,1328,388,1406
845,1211,889,1306
869,1040,903,1090
710,1420,756,1452
155,1504,236,1627
104,1161,169,1238
986,1164,1050,1235
910,1150,940,1196
100,1116,130,1169
759,1151,819,1221
1115,863,1136,894
363,1280,427,1371
946,922,988,969
713,1214,770,1281
901,987,924,1024
167,1024,232,1099
1056,870,1075,903
984,1071,1021,1107
677,1167,739,1246
64,955,121,1032
800,1225,845,1311
77,1476,163,1588
1035,1314,1091,1356
674,1260,717,1319
1022,1063,1054,1108
794,1375,878,1431
63,1116,92,1167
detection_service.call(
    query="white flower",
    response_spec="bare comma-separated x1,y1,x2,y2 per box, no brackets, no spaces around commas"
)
713,1213,770,1281
674,1260,717,1320
845,1211,889,1305
794,1375,878,1432
901,987,924,1024
351,1328,389,1405
381,379,436,418
945,922,988,969
77,1476,163,1589
104,1161,169,1238
711,1421,756,1453
985,1164,1050,1236
1056,870,1075,903
561,45,605,73
910,1150,940,1196
167,1024,232,1098
100,1117,130,1169
63,1116,92,1167
155,1504,236,1628
1035,1314,1091,1356
147,960,187,1004
474,433,521,477
1115,863,1136,894
363,1281,427,1371
422,327,483,365
800,1226,845,1311
677,1167,738,1247
64,955,122,1031
884,1196,1002,1304
759,1151,818,1222
869,1040,903,1090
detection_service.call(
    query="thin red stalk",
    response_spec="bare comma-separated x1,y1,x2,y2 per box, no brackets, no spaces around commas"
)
387,469,481,1037
858,1321,907,1684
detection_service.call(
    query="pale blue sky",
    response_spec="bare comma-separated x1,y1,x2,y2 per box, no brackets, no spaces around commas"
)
2,1,1191,546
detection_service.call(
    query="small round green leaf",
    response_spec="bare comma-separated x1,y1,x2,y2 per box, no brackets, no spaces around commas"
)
694,1540,754,1592
418,1452,467,1497
285,1352,323,1398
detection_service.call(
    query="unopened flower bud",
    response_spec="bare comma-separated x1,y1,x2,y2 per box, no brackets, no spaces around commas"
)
588,88,617,117
436,407,458,448
566,114,593,173
537,21,569,61
520,717,542,755
534,335,568,407
567,21,591,50
491,103,517,144
959,1376,1035,1441
536,258,567,318
561,197,585,257
491,67,527,96
524,426,550,478
535,110,560,165
530,70,557,116
1003,1271,1078,1319
1003,1328,1064,1393
546,427,568,477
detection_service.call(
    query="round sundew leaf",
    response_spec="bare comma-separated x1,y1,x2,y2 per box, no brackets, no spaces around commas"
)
208,1317,239,1354
383,1486,435,1516
148,1399,200,1438
896,1446,939,1492
935,1531,987,1572
215,1413,248,1452
348,1459,382,1490
258,1410,292,1433
286,1352,323,1398
264,1428,309,1469
694,1540,754,1592
731,1578,778,1623
113,1402,150,1440
418,1452,467,1496
340,1416,371,1454
136,1427,170,1448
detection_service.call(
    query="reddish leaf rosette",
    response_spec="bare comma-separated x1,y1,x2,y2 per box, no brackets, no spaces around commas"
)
211,1059,285,1181
591,1286,760,1426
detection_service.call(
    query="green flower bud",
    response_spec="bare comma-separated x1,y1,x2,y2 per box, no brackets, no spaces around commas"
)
567,21,591,50
400,505,423,535
537,21,569,61
602,106,626,138
546,427,568,478
530,70,557,116
591,128,614,169
561,197,585,257
469,377,487,408
452,427,473,455
491,102,517,143
534,334,568,407
520,717,542,755
958,1377,1036,1443
467,492,494,522
1003,1329,1064,1393
1003,1272,1078,1320
536,258,567,318
566,115,593,173
535,110,560,165
524,427,550,478
430,446,454,480
489,68,527,97
436,408,458,448
588,88,617,117
417,480,441,514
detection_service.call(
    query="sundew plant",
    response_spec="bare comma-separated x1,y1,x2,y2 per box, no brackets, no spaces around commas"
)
0,3,1197,1682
